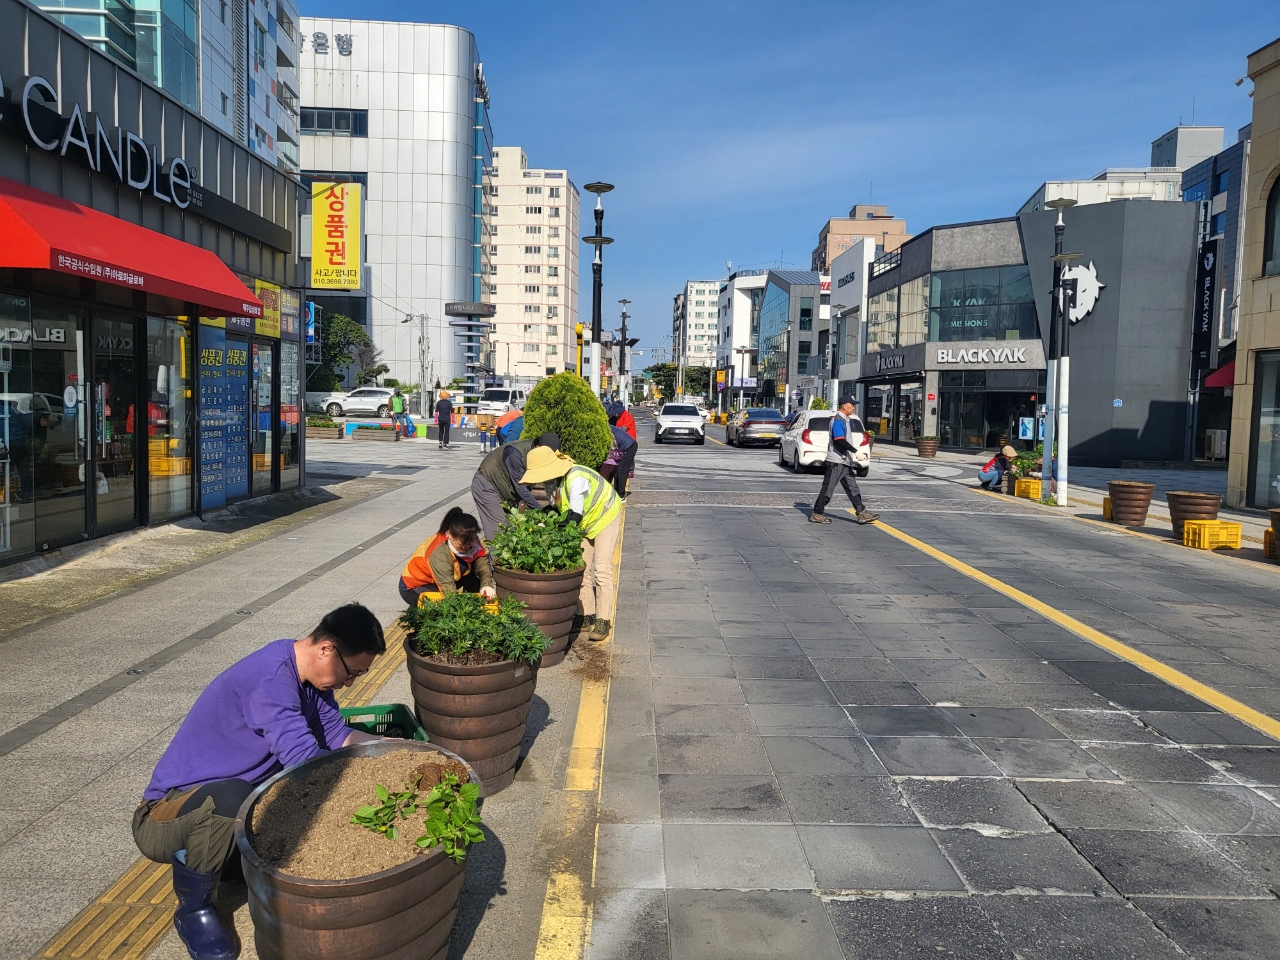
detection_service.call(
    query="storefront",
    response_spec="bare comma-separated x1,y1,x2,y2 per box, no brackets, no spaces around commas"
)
1247,350,1280,508
0,1,302,563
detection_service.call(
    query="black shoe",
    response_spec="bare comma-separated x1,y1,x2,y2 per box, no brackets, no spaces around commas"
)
171,855,238,960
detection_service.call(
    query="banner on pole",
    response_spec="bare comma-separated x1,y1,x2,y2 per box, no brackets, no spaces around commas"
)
310,182,363,289
1191,239,1218,376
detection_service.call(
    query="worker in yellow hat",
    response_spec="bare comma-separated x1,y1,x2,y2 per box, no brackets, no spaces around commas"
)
435,390,453,449
521,447,622,641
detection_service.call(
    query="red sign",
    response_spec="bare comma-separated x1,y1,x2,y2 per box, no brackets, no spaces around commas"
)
927,393,935,401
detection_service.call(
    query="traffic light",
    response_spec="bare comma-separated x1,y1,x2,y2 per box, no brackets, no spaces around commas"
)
575,323,585,378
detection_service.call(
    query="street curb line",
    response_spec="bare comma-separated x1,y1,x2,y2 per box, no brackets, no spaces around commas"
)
533,506,626,960
33,625,409,960
864,514,1280,743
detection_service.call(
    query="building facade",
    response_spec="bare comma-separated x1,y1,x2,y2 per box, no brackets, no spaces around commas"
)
756,270,821,412
714,270,766,409
828,238,876,401
485,146,579,381
1228,37,1280,510
299,17,491,392
811,203,909,274
673,279,721,368
0,0,304,564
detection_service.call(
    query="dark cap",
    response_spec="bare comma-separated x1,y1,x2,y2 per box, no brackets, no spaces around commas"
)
837,395,857,407
534,432,561,450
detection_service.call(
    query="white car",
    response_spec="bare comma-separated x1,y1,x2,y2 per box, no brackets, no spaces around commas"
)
477,387,527,417
779,410,870,475
654,403,706,445
319,387,396,418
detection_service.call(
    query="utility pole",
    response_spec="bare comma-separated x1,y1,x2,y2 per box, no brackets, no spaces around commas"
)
1043,198,1080,506
618,299,631,401
583,182,615,398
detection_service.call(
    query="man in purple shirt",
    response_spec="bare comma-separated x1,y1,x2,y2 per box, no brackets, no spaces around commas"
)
132,604,385,960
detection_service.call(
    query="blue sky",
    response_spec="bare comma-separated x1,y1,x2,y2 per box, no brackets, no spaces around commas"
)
306,0,1277,355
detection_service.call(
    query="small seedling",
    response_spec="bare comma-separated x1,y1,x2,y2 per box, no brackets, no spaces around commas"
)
414,773,485,863
351,777,421,841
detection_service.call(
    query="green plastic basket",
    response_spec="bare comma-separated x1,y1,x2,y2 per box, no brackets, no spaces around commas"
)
340,703,428,742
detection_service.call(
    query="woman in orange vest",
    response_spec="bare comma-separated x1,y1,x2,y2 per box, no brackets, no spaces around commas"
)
399,508,497,605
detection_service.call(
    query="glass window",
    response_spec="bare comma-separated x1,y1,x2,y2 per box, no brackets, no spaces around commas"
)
999,266,1033,303
866,289,899,353
1267,178,1280,277
280,341,300,491
1213,171,1229,195
94,316,137,534
0,292,35,558
932,271,965,309
998,303,1038,341
1250,350,1280,508
899,275,927,347
1184,181,1208,204
1210,212,1226,236
251,343,274,497
963,268,1001,310
147,317,194,522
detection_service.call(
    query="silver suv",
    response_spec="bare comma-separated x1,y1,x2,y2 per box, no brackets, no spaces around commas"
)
320,387,396,418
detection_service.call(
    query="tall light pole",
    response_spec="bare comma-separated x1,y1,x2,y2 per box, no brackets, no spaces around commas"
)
617,299,631,401
402,313,430,417
583,181,615,398
1043,198,1080,506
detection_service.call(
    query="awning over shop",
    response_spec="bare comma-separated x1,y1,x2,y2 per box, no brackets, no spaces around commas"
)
0,177,262,318
1204,361,1235,389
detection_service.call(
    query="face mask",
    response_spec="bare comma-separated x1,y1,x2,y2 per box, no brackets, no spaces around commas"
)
449,537,482,560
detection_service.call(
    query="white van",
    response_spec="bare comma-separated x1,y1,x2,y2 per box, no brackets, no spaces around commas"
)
477,387,527,416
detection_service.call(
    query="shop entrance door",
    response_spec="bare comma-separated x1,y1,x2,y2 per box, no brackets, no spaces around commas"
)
92,314,139,535
30,303,87,549
250,341,276,496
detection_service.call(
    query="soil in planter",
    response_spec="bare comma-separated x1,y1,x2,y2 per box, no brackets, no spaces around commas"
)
250,749,469,881
418,648,508,667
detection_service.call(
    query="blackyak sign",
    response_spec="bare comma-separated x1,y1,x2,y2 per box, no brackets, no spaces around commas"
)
1191,239,1218,377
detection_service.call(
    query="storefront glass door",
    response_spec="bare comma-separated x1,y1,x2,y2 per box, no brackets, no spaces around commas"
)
1250,351,1280,509
251,341,275,496
0,293,36,558
92,315,138,535
898,382,923,442
31,303,87,548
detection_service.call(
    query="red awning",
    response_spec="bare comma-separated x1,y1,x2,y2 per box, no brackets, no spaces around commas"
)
1204,361,1235,389
0,177,262,318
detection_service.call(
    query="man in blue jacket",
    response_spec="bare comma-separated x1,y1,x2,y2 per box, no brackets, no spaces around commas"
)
810,396,880,525
133,604,385,959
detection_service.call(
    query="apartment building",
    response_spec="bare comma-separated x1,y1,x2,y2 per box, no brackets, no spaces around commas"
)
811,204,909,274
715,271,768,406
36,0,301,172
674,279,722,368
485,147,580,380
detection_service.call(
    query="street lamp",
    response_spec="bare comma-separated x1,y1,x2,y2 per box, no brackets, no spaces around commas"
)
583,181,615,398
401,313,430,417
617,299,631,399
1043,198,1081,507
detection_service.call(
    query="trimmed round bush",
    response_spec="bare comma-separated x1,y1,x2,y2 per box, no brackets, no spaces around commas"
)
521,373,613,467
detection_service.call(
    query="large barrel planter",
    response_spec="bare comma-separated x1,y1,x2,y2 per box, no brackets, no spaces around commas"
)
915,438,940,458
1165,490,1223,539
234,740,477,960
1269,508,1280,538
404,639,537,795
493,566,585,667
1107,480,1156,526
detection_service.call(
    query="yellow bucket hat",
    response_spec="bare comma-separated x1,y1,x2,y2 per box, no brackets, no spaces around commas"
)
521,446,574,484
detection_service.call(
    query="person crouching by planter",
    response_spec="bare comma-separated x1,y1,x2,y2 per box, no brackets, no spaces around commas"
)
978,445,1018,492
400,507,497,604
132,604,386,960
600,415,638,499
522,447,622,642
471,432,562,541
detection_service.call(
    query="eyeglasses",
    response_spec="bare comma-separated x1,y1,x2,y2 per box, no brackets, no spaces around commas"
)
332,645,368,680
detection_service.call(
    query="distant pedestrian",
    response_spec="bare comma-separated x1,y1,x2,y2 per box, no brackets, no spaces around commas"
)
521,448,622,642
471,432,561,540
608,401,637,441
400,508,497,604
435,390,453,448
978,445,1018,492
810,395,879,525
390,388,407,437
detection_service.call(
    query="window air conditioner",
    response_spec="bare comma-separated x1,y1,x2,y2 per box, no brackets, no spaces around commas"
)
1204,429,1228,460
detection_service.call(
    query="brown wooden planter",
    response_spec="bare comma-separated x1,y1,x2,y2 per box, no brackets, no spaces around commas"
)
1165,490,1222,539
305,426,344,440
492,566,586,667
1107,480,1156,526
234,739,476,960
915,438,940,458
352,428,399,442
404,639,537,795
1269,508,1280,538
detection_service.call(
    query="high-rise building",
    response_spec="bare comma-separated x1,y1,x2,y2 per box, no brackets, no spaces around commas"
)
35,0,300,170
674,279,722,369
715,270,768,407
811,204,909,274
486,147,580,381
299,17,492,390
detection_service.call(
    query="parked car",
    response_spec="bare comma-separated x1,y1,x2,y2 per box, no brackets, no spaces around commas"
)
653,403,706,444
779,410,870,475
726,407,787,447
319,387,396,418
476,386,528,417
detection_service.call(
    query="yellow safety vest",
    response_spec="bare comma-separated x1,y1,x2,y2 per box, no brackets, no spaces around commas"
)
557,465,622,540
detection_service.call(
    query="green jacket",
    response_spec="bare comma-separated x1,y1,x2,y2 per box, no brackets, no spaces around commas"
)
390,394,406,413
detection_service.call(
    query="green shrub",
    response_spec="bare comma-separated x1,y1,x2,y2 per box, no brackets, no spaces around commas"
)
487,506,584,573
521,372,613,467
401,592,549,664
307,416,337,427
808,397,830,410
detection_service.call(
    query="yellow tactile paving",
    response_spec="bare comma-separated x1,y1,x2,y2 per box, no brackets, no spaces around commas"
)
35,621,408,960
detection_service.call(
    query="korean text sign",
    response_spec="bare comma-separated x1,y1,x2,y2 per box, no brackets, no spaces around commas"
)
310,182,362,289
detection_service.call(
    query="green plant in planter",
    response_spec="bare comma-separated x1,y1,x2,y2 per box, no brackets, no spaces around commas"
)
354,423,393,431
401,591,550,664
486,506,584,573
520,372,613,466
307,416,337,428
351,777,422,840
915,436,939,441
808,397,830,410
351,772,484,863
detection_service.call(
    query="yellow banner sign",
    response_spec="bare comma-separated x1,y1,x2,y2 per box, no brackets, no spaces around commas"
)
254,280,281,337
310,182,362,289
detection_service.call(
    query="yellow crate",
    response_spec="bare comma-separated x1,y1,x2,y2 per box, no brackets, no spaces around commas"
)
1263,528,1276,561
1014,478,1041,500
1102,496,1112,521
1183,519,1243,551
148,437,179,457
148,456,191,476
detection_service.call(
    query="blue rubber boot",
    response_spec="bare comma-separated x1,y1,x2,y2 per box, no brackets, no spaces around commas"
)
170,855,238,960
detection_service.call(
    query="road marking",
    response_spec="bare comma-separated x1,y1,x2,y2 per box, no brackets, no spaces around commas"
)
864,514,1280,743
534,508,626,960
36,624,410,960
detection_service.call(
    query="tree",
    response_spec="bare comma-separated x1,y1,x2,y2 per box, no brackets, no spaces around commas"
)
643,363,678,399
307,312,372,391
520,372,613,467
809,396,830,410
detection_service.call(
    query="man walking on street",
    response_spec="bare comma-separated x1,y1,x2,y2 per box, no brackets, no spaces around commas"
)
390,388,407,437
471,432,561,540
810,395,879,525
435,390,453,449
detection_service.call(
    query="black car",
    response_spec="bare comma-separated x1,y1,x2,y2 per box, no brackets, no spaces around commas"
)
726,407,788,447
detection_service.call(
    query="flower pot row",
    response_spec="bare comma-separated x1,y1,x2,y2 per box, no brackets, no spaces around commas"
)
1106,482,1228,539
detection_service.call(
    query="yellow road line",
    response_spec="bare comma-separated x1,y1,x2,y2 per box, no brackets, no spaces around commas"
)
36,620,410,960
534,507,626,960
864,513,1280,742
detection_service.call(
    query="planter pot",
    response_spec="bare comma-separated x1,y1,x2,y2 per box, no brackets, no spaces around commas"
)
1107,481,1156,527
353,428,399,442
1165,490,1223,539
404,639,537,795
492,566,586,667
915,438,939,458
234,739,476,960
306,426,344,440
1269,508,1280,538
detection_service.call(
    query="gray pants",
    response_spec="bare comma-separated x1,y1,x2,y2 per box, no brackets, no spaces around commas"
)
471,474,507,541
813,461,864,515
133,779,256,874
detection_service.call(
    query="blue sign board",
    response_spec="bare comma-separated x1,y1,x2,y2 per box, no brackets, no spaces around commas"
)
1018,417,1034,440
224,338,250,500
199,327,227,509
